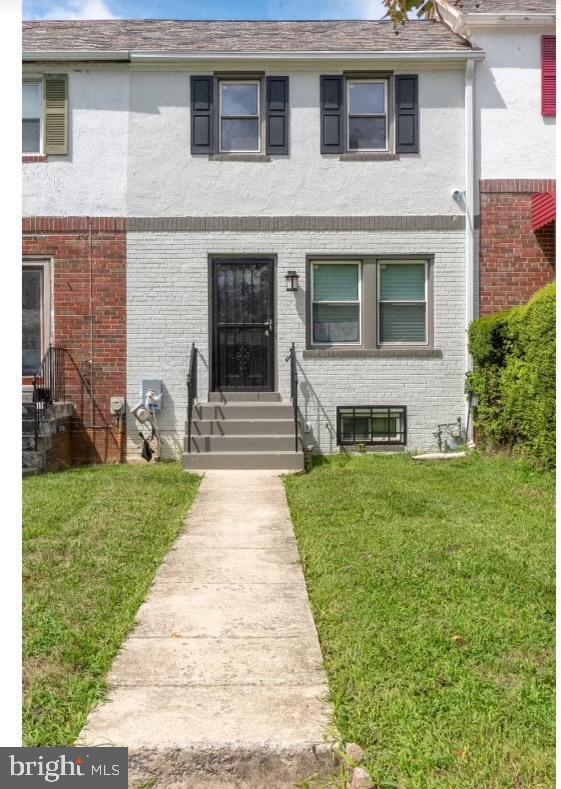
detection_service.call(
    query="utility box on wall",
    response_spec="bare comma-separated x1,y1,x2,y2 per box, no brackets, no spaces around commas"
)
110,396,126,415
141,379,163,411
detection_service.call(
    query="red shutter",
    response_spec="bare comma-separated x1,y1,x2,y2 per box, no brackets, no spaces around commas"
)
542,35,556,117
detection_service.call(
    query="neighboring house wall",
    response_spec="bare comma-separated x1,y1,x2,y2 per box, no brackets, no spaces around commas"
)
23,217,127,463
127,65,466,217
22,69,129,216
473,29,555,180
479,179,555,315
471,25,556,314
126,226,467,458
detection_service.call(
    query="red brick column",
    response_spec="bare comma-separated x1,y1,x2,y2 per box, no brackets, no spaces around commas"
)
479,179,555,316
23,217,127,464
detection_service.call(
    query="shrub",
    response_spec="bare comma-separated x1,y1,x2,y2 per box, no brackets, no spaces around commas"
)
467,284,556,468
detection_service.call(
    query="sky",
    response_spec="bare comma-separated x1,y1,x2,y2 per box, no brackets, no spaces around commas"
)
23,0,388,21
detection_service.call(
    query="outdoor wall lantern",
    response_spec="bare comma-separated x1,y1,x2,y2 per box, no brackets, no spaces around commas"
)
285,270,299,291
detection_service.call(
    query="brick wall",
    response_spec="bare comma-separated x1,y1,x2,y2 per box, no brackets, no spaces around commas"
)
23,217,127,464
479,179,556,316
127,229,467,456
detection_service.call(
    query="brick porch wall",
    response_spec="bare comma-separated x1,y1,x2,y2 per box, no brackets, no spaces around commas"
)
479,179,556,316
23,217,127,464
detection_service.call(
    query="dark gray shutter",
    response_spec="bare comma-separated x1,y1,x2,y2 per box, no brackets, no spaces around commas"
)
266,76,289,155
320,76,344,154
395,75,419,154
191,76,214,154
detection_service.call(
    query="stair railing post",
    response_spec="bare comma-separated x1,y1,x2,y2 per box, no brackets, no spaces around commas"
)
286,343,299,453
187,343,197,454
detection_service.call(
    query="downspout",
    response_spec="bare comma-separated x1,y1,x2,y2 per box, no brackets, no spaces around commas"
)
89,216,95,428
464,59,475,442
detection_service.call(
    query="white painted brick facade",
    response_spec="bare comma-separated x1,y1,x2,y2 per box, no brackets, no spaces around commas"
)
127,229,467,458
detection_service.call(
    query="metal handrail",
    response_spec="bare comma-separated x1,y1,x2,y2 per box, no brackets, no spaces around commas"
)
186,343,198,454
32,346,66,450
286,343,299,453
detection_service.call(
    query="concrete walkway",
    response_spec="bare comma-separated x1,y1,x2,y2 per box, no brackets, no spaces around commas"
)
79,471,334,788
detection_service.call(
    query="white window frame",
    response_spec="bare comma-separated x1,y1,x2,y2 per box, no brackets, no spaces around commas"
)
377,259,428,346
310,259,362,346
346,78,388,153
219,79,261,153
22,77,43,155
22,258,52,384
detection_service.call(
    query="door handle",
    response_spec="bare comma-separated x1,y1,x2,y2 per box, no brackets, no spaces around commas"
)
264,319,273,335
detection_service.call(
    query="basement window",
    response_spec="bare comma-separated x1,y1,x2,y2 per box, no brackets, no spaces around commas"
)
337,405,407,446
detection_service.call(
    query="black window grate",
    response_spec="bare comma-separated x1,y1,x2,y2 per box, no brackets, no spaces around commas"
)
336,405,407,446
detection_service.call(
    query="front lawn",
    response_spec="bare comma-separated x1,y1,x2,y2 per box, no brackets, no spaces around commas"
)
23,462,201,746
284,453,554,788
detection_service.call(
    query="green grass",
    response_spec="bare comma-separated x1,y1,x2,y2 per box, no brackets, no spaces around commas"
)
23,462,201,747
284,453,555,788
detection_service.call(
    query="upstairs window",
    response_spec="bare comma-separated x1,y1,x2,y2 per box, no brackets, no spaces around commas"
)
23,80,42,154
542,35,556,117
320,74,419,155
22,75,68,156
219,81,260,152
347,79,388,151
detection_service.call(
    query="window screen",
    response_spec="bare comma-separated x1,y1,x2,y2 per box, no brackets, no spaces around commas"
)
378,261,427,344
312,262,360,344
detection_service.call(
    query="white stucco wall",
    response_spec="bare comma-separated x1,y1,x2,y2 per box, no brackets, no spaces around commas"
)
127,65,466,217
22,68,129,216
22,61,468,218
472,27,556,179
126,228,467,458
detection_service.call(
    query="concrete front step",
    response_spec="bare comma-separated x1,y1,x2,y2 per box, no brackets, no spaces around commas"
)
188,434,298,453
196,402,294,420
191,418,295,436
183,451,304,470
208,391,282,403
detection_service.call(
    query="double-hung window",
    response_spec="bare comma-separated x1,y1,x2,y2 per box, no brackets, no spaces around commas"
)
347,79,388,151
378,261,428,345
311,261,361,344
23,80,42,154
308,257,430,348
219,81,260,152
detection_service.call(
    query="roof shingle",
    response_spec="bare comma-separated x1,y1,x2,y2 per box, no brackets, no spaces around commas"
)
22,19,474,54
452,0,555,14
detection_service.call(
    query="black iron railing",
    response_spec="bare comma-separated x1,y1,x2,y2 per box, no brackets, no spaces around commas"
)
186,343,198,454
32,346,66,450
286,343,299,452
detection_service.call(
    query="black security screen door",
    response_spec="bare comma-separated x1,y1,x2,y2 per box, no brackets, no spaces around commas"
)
212,258,275,391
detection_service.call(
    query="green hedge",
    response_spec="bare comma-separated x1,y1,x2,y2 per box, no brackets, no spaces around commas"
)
467,283,556,468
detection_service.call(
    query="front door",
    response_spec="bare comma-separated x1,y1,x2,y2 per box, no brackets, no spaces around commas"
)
212,257,274,391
